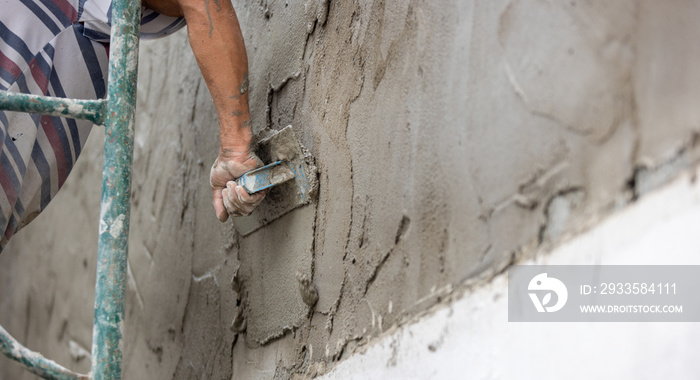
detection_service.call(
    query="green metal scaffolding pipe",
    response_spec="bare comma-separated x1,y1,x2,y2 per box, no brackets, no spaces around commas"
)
90,0,142,377
0,0,141,378
0,324,88,380
0,92,105,125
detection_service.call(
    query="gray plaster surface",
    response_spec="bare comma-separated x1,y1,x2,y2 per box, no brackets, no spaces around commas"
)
2,0,700,379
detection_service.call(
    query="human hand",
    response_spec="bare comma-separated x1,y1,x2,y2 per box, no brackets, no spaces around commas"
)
210,150,266,221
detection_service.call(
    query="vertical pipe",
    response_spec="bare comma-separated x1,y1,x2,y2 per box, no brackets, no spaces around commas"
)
90,0,141,378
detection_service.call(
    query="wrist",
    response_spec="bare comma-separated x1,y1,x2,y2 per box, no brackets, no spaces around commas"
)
219,122,252,156
219,146,252,160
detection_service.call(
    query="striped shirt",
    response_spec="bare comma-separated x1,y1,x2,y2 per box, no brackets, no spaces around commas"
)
0,0,185,252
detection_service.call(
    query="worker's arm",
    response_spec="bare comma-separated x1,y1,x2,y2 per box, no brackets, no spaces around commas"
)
142,0,265,221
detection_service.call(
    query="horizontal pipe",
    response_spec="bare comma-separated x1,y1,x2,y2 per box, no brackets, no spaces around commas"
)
0,324,88,380
0,91,105,125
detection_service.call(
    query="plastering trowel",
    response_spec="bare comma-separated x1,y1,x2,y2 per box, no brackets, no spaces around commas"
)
232,125,318,236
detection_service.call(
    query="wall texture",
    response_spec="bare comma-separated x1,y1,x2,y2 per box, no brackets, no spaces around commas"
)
2,0,700,378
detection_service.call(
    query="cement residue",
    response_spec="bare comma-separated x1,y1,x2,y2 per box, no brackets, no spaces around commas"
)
238,204,316,346
4,0,700,379
268,165,295,186
233,126,319,236
296,271,319,307
266,125,303,162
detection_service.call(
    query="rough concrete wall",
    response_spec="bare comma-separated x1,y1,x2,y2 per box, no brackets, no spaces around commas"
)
318,167,700,380
2,0,700,378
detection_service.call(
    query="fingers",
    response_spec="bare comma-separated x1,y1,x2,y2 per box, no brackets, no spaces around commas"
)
213,179,267,220
234,182,265,205
236,185,265,211
221,188,241,217
212,188,229,222
223,182,265,216
211,151,268,221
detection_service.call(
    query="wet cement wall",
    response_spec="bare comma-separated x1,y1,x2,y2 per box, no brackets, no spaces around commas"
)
2,0,700,378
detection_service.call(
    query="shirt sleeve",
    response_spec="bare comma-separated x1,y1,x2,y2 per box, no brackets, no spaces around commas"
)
78,0,186,43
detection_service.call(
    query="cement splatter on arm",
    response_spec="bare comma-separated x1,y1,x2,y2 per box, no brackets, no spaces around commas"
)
142,0,266,221
203,0,214,37
238,72,248,95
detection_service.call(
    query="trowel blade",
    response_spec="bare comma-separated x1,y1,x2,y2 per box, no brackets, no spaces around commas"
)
232,126,318,236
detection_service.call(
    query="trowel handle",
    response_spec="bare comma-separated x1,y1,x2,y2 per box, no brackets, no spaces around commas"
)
235,161,296,194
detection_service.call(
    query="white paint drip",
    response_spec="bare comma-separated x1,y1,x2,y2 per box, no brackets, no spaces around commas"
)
127,260,144,310
503,60,530,105
68,340,91,361
192,265,221,282
99,198,112,227
109,214,126,239
98,219,108,235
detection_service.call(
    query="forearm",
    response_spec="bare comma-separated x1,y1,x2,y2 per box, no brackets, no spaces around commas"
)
180,0,252,153
142,0,263,221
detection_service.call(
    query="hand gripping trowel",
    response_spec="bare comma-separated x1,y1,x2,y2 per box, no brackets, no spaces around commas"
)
232,125,318,236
